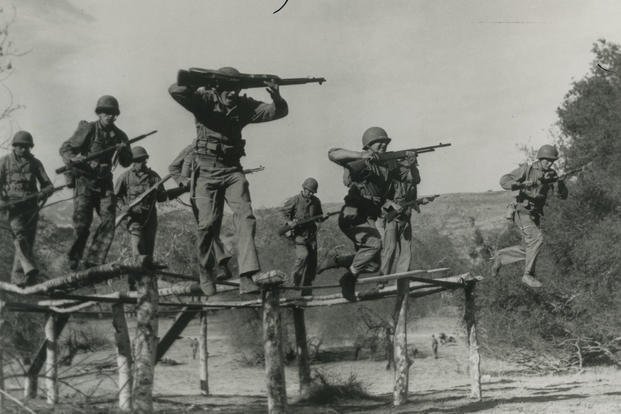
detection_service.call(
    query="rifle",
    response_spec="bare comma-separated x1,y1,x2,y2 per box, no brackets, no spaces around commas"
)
278,211,339,237
56,130,158,174
177,68,326,90
347,143,451,174
0,185,68,212
115,174,172,227
539,163,591,185
384,195,440,223
166,166,266,200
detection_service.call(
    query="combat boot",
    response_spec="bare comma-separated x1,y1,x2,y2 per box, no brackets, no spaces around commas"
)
198,268,217,296
318,252,341,274
521,274,543,288
339,272,358,302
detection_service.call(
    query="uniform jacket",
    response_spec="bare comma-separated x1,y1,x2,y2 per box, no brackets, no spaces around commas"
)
281,192,323,238
500,161,568,214
0,151,52,201
59,120,132,179
168,84,288,164
114,165,167,224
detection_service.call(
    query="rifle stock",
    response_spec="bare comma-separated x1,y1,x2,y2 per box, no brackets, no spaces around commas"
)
55,130,158,175
178,68,325,89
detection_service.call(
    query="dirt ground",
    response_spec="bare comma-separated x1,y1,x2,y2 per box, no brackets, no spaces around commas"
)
3,314,620,413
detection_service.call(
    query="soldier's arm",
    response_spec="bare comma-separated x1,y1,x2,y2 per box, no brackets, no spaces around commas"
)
34,159,54,194
0,157,7,200
168,83,203,115
328,148,367,166
281,195,296,220
153,172,169,203
245,94,289,124
499,164,528,191
168,145,194,187
59,121,93,163
116,130,133,168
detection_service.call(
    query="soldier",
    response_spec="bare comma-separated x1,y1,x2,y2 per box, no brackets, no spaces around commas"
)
114,146,168,289
168,144,233,282
493,144,568,287
0,131,54,286
169,66,288,295
59,95,132,270
326,127,416,301
432,334,439,359
281,177,324,296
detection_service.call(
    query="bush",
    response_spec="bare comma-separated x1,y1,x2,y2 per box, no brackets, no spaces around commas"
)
303,370,372,404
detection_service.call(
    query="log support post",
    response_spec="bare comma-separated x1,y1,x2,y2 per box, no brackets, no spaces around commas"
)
464,282,481,400
199,311,209,395
112,303,133,412
132,270,159,414
255,270,287,414
393,277,410,406
0,298,5,412
292,307,311,399
44,315,58,405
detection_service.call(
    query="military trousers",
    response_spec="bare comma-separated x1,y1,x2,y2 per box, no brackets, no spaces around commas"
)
338,206,382,275
291,235,317,293
495,209,543,276
127,214,158,289
380,216,412,276
8,203,39,285
190,198,232,267
194,162,260,277
69,176,116,267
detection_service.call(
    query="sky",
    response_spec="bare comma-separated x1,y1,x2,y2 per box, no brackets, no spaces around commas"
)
2,0,621,208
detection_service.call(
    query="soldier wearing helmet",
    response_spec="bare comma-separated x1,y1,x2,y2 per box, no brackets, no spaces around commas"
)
281,177,325,296
493,144,568,288
324,127,417,301
168,66,288,296
0,131,53,286
115,146,167,289
59,95,133,270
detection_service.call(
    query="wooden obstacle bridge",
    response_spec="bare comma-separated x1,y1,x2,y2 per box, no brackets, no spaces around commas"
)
0,256,483,413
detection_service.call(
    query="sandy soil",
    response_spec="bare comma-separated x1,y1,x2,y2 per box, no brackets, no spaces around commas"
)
3,314,620,413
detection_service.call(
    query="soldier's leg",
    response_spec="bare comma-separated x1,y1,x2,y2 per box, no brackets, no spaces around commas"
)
380,219,399,275
194,175,223,295
302,239,318,296
292,238,309,287
223,172,260,278
192,197,232,278
84,189,116,266
69,179,95,268
9,208,38,285
395,218,412,273
522,214,543,277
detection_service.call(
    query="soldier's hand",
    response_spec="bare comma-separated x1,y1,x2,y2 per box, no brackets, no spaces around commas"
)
42,186,55,197
264,80,281,100
404,150,418,165
70,154,86,164
520,180,536,189
116,142,129,151
362,151,380,162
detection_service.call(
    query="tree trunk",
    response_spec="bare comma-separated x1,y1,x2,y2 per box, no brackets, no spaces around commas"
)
393,278,409,406
132,273,158,414
464,283,481,400
262,285,287,414
292,308,311,399
199,311,209,395
112,303,132,412
44,315,58,405
0,299,5,412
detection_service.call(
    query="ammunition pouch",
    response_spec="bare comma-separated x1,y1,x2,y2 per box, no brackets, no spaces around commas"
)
195,137,244,163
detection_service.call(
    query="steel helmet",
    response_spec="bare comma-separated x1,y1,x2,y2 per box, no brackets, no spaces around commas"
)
302,177,318,193
362,127,391,149
217,67,241,76
95,95,120,115
131,146,149,161
536,144,559,160
12,130,34,147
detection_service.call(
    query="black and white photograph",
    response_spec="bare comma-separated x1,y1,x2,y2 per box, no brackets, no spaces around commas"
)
0,1,619,413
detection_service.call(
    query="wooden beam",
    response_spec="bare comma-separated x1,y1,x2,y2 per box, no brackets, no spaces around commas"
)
199,312,209,396
464,283,482,400
112,303,132,412
256,271,287,414
393,278,410,406
292,308,311,399
156,307,200,362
